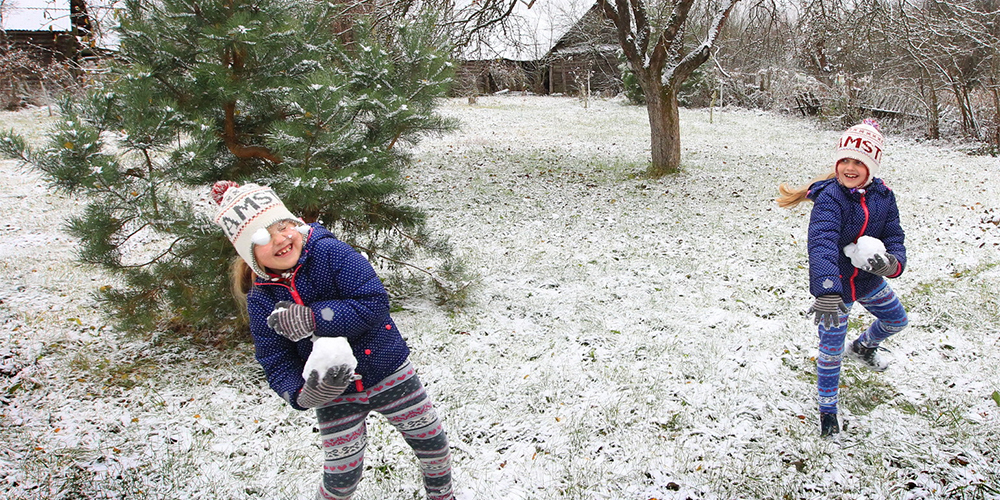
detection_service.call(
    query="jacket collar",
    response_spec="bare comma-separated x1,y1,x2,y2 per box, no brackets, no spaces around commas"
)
807,177,888,201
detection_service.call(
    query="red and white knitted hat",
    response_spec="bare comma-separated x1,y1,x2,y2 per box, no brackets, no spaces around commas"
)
834,118,884,187
211,181,302,277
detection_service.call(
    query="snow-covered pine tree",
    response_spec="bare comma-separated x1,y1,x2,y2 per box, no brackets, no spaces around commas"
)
0,0,462,339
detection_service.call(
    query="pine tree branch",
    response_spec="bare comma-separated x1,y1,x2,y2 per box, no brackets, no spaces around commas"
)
115,236,188,269
389,225,427,248
386,131,403,151
117,219,150,245
349,242,439,280
223,101,282,163
1,142,33,165
141,149,160,217
94,184,133,206
153,74,189,106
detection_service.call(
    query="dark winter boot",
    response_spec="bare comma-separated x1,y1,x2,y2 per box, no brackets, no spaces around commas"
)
820,412,840,437
848,339,889,372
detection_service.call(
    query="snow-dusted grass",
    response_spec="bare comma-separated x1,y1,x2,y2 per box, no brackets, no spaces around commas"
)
2,96,999,499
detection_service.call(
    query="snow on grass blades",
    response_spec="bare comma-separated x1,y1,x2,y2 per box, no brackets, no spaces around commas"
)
2,98,1000,499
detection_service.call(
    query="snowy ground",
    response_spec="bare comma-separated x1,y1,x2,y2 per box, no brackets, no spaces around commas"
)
2,96,999,499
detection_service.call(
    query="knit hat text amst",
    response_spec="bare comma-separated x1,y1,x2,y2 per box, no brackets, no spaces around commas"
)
834,118,885,187
217,189,283,241
839,135,882,164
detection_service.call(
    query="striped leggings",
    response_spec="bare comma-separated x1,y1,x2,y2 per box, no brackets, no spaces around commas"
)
817,281,909,413
315,361,453,500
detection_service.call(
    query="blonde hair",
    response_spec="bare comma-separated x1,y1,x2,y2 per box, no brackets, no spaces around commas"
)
776,170,836,208
230,257,255,316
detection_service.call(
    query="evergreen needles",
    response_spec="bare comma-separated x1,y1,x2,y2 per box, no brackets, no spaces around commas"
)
1,0,466,337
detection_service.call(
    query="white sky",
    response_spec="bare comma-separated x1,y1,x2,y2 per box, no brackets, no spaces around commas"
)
1,0,73,31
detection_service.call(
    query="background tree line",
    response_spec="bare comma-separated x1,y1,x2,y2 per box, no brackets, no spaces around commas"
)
694,0,1000,149
462,0,1000,175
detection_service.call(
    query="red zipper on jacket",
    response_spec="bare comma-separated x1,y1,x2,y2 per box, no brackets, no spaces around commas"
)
286,266,303,304
848,191,870,301
257,265,304,304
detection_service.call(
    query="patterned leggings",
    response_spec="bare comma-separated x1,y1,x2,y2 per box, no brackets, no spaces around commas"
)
816,281,909,414
315,361,453,500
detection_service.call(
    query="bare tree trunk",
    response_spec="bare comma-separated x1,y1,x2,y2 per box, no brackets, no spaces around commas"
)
952,79,980,140
646,84,681,178
991,81,1000,149
911,61,941,140
598,0,739,179
927,82,941,140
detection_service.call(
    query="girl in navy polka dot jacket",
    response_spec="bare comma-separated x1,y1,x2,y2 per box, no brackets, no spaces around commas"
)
212,181,453,500
777,119,909,438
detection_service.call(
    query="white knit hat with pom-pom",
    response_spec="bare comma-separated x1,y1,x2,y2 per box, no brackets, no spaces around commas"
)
835,118,885,187
211,181,303,277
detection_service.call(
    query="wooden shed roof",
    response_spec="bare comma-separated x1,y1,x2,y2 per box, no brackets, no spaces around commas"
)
458,0,597,62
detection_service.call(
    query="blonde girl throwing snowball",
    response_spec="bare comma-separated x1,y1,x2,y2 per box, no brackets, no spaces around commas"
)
211,181,453,499
777,119,909,437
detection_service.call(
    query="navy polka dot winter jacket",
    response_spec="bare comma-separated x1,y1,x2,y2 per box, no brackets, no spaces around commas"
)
806,178,906,302
247,223,410,410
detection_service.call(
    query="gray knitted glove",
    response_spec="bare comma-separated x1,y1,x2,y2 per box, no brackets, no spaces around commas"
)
866,253,899,277
808,294,848,329
296,337,357,408
297,364,353,408
266,301,315,341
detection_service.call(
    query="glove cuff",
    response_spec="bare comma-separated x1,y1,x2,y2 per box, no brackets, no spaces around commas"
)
886,254,902,277
871,253,900,277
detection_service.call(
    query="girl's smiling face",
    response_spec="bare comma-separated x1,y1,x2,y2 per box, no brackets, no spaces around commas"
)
252,220,303,273
836,158,869,189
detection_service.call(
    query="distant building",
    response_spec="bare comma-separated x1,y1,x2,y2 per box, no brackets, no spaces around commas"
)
0,0,96,65
454,0,621,97
543,2,619,96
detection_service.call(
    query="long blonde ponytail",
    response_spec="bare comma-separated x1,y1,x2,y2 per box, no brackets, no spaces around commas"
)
776,170,836,208
230,257,255,317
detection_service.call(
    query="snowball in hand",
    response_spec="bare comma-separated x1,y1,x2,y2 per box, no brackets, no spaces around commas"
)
843,235,886,269
303,336,357,380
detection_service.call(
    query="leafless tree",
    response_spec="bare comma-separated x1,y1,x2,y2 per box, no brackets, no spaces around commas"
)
884,1,949,139
447,0,537,47
883,0,1000,142
599,0,742,177
694,1,797,110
